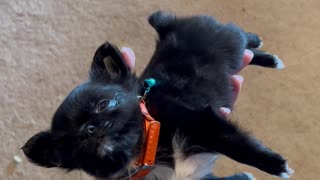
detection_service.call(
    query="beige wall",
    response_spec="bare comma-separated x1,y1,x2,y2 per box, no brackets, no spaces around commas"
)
1,0,319,179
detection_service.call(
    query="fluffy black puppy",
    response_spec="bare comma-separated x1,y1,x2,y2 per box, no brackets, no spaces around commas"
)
23,12,293,180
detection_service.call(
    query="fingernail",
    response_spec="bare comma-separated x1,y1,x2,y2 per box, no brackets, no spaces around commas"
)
121,47,129,51
121,47,135,59
232,75,244,83
220,107,231,116
244,49,254,58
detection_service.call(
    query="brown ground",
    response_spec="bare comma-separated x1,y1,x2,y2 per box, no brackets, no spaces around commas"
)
1,0,319,179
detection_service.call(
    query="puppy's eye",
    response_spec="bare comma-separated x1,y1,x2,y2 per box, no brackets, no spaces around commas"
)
95,99,117,113
87,125,95,134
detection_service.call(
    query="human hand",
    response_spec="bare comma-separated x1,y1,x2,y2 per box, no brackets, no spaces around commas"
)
121,47,135,72
120,47,254,117
219,49,254,117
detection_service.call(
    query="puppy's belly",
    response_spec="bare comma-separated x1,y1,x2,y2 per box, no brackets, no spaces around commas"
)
174,152,218,180
145,153,217,180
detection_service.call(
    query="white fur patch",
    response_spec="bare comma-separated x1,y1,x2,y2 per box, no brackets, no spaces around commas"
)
274,55,285,69
144,165,175,180
258,37,263,48
279,162,294,179
172,136,217,180
174,152,217,180
244,172,256,180
266,52,285,69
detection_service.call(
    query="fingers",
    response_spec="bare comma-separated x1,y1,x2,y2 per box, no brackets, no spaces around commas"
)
219,49,252,117
231,49,252,105
121,47,135,72
219,75,244,117
231,74,244,102
237,49,254,72
232,49,252,103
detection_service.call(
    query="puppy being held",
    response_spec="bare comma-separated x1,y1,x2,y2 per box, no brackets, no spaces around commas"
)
23,12,293,180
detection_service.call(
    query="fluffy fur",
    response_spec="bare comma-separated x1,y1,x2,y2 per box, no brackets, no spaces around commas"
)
23,12,293,179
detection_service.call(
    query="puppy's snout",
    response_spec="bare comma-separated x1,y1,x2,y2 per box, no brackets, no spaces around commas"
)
103,144,114,154
98,137,115,158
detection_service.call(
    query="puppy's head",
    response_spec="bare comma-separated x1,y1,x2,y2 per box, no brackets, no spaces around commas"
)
22,42,143,178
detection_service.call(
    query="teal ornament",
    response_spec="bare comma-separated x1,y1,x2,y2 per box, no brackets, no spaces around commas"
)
143,78,157,98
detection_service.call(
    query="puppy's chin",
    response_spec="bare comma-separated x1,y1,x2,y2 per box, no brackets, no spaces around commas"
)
88,131,143,178
91,150,139,179
81,149,134,179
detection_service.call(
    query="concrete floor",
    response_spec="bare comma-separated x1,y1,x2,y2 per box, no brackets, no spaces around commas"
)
1,0,320,179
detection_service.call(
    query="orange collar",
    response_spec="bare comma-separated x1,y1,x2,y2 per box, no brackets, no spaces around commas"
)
128,99,160,179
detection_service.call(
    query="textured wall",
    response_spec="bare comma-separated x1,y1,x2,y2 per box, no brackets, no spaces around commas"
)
1,0,319,179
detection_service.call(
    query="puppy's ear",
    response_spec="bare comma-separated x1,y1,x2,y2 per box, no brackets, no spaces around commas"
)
22,131,60,168
148,11,176,39
90,42,130,81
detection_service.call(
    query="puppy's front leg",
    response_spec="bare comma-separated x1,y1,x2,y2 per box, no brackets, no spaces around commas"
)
212,121,293,178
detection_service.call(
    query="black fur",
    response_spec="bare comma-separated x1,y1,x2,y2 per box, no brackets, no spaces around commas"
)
23,43,144,178
23,12,291,179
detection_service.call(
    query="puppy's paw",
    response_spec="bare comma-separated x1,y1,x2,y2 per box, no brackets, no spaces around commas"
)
273,55,285,69
269,158,294,179
259,153,294,178
243,172,255,180
246,33,262,48
257,37,263,48
230,172,255,180
263,52,285,69
278,162,294,179
203,172,255,180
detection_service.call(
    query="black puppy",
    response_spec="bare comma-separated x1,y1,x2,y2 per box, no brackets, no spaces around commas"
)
23,12,293,180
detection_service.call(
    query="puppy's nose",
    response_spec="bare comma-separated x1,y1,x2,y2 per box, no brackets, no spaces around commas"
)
101,144,114,159
104,144,114,153
98,138,115,158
